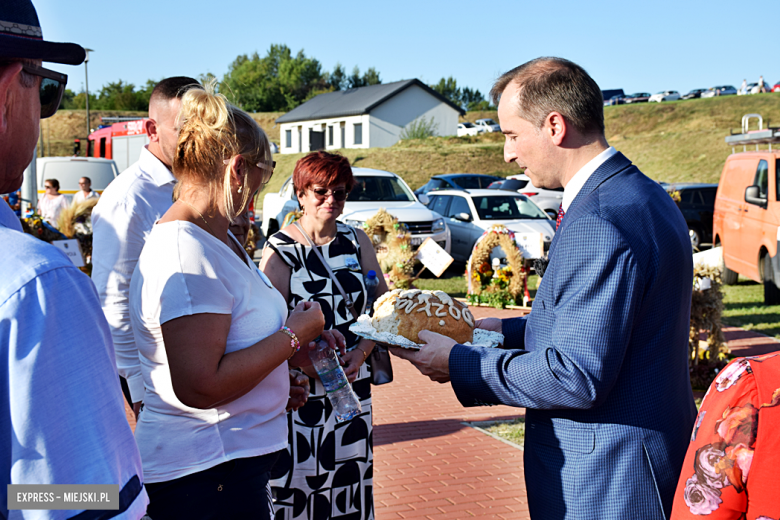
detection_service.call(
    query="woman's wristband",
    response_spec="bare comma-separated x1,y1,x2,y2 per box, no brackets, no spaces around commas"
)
357,347,368,362
279,326,301,359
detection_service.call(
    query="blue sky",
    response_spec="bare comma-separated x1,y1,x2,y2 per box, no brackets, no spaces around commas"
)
34,0,779,103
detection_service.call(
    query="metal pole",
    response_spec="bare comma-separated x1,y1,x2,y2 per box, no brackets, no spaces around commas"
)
84,48,93,149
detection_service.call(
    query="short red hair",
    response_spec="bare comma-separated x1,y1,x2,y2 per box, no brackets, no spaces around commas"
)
293,152,355,196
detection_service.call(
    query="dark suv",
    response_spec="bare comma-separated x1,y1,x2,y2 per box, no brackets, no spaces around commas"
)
414,174,504,197
666,183,718,250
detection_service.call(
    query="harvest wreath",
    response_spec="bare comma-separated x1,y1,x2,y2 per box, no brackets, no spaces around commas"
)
466,225,527,308
362,209,416,289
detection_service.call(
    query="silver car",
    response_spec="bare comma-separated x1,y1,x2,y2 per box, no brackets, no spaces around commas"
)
427,189,555,263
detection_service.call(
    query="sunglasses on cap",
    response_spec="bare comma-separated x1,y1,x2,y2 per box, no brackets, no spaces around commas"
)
21,63,67,119
311,187,348,201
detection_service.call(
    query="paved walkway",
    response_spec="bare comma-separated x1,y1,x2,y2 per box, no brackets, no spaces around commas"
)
121,309,780,520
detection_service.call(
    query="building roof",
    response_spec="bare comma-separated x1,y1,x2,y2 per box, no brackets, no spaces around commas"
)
275,79,465,124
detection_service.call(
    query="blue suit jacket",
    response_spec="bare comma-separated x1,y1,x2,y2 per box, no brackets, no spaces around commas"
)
450,153,696,520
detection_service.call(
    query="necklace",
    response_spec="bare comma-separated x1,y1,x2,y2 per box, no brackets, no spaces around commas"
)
177,199,219,238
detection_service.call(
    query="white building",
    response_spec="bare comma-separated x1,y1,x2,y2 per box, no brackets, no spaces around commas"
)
276,79,465,154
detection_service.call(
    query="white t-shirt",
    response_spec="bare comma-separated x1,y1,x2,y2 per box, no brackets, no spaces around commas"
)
36,194,69,226
130,220,290,483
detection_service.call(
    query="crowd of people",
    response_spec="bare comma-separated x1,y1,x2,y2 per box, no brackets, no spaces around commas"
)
3,1,780,520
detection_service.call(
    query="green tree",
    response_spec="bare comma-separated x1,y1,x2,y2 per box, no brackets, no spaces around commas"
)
221,44,329,112
327,63,346,91
431,76,461,105
362,67,381,86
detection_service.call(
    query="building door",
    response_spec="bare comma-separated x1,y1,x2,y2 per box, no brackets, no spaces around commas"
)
309,129,325,151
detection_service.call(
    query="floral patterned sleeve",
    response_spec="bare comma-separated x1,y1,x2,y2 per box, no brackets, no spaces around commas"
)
671,353,780,520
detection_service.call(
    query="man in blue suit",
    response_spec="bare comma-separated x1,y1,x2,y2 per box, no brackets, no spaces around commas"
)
392,57,696,519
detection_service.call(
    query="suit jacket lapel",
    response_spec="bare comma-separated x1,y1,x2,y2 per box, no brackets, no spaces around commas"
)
548,152,633,254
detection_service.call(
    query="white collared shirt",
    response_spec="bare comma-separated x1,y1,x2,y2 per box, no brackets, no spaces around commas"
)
561,146,618,212
0,201,149,519
72,189,100,205
91,146,176,402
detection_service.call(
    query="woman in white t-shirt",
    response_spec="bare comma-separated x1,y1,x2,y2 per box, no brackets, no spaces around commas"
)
129,84,342,520
36,178,69,227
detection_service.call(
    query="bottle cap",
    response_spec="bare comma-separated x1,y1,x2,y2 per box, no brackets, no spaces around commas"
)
367,270,377,279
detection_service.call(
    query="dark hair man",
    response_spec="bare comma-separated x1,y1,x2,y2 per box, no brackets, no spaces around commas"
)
72,175,99,205
392,57,696,519
0,1,149,517
91,76,201,416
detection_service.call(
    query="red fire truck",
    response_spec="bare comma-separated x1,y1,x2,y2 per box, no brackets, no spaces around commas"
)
88,117,149,172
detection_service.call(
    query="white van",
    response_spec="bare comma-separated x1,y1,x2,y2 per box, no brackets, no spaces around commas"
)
35,157,119,202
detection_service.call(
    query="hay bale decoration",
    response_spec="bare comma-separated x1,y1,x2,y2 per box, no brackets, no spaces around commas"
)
361,209,416,289
466,225,528,308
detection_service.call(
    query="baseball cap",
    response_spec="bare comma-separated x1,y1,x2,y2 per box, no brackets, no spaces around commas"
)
0,0,85,65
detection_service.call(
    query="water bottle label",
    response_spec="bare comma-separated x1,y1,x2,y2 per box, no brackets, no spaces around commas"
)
320,367,349,394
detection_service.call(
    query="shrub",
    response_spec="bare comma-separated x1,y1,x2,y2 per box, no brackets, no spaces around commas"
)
400,116,438,140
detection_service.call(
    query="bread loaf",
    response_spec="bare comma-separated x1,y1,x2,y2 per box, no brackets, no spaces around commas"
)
372,289,475,344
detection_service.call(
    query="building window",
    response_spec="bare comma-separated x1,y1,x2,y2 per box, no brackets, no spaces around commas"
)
328,126,333,146
340,124,345,148
354,123,363,145
286,129,292,148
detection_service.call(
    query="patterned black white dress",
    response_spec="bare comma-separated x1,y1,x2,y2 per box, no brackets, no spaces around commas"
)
266,222,374,520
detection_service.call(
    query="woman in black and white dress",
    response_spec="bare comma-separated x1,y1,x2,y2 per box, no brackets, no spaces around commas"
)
261,151,388,520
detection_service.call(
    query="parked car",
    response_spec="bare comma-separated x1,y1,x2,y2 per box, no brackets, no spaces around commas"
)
649,90,680,102
665,183,717,249
487,174,563,220
426,189,554,263
624,92,651,104
773,82,780,93
414,173,504,197
262,167,450,252
457,122,483,137
701,85,737,98
601,89,625,105
744,82,771,95
604,94,625,106
713,114,780,303
34,157,119,203
681,88,707,100
474,118,501,132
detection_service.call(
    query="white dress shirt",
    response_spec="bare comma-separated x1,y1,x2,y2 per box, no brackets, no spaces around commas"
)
0,202,149,519
91,147,176,403
130,221,289,482
72,189,100,205
561,146,618,212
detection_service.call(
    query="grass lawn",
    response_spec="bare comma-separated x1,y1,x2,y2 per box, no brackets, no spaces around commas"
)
721,276,780,339
482,418,526,446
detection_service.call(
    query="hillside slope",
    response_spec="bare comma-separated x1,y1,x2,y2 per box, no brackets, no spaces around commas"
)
42,95,780,211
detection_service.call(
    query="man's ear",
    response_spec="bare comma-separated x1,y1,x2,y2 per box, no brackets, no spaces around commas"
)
545,111,567,146
144,118,159,142
0,63,23,136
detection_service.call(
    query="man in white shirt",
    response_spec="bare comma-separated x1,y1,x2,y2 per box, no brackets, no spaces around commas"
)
0,1,149,517
92,76,201,415
71,175,99,204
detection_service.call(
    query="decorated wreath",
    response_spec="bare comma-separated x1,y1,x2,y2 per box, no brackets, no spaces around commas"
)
466,225,527,308
361,208,416,289
689,263,730,388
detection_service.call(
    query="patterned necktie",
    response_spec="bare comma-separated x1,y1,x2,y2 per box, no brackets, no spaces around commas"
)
556,204,565,230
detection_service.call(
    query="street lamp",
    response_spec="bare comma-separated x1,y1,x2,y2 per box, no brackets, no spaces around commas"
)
84,48,94,146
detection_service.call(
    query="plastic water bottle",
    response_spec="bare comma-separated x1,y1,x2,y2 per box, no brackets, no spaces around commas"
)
364,270,379,316
309,340,361,423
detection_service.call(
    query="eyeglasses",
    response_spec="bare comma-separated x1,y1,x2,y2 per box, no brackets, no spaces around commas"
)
44,185,54,189
21,63,68,119
311,187,348,201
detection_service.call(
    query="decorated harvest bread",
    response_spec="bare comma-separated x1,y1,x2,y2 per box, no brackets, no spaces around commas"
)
372,289,475,344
